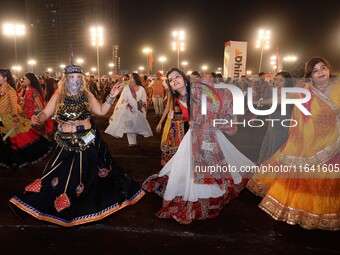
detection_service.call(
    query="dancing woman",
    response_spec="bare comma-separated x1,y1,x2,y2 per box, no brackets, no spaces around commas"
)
247,57,340,230
0,68,51,169
143,68,254,224
156,69,190,166
105,73,152,147
21,72,54,135
9,65,145,227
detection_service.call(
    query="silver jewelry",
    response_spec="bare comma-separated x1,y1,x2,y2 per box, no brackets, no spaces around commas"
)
105,95,116,105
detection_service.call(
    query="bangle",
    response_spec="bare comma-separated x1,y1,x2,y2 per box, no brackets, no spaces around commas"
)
105,95,116,105
109,94,115,98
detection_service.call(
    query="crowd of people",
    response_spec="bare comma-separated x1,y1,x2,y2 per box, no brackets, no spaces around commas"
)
0,56,339,230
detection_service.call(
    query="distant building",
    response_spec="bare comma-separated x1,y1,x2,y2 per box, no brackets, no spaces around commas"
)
25,0,119,76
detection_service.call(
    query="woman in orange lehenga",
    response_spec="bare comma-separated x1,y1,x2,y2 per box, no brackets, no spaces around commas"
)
247,57,340,231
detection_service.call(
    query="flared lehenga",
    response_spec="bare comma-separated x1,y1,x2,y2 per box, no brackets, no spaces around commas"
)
143,80,255,223
0,86,51,169
143,129,253,223
9,126,145,227
247,81,340,231
9,92,144,227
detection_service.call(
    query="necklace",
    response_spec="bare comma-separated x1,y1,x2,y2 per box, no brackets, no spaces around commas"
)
315,82,330,93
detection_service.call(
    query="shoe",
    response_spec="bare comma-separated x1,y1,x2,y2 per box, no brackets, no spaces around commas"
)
128,144,137,147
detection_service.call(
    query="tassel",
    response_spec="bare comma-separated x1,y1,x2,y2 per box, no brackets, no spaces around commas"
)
98,167,111,178
24,179,42,193
54,193,71,212
75,183,84,196
51,177,59,188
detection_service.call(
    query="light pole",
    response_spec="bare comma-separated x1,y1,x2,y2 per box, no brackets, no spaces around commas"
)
256,29,270,73
181,61,188,73
172,30,185,68
143,48,152,76
27,59,36,73
270,55,278,72
159,56,166,74
3,23,25,66
91,26,103,82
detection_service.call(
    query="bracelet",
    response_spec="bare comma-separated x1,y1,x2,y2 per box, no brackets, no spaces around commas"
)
105,95,116,105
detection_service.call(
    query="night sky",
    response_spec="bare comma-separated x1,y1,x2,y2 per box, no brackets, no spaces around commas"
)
2,0,340,74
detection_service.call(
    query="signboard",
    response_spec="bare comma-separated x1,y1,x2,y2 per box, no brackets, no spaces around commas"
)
223,41,247,79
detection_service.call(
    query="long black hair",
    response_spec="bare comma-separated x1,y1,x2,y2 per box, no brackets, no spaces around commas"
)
25,73,44,98
131,72,143,86
166,67,191,117
0,69,16,89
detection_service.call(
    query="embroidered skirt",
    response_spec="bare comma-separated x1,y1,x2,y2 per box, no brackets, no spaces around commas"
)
9,128,145,227
0,113,51,169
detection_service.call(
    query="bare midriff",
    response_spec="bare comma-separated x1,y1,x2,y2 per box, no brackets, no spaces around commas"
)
58,118,91,132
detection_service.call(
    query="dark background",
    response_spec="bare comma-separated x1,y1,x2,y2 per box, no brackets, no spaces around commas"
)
1,0,340,73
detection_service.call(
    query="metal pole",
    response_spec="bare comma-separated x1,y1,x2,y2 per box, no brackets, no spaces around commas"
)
96,42,100,83
147,54,150,76
177,36,180,68
14,35,17,64
258,41,264,73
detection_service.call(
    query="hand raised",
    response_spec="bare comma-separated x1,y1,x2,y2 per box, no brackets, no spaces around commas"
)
110,83,123,98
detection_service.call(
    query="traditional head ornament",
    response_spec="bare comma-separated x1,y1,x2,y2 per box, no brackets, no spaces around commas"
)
64,65,82,75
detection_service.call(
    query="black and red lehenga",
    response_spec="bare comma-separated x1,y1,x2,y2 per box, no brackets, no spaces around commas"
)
9,92,145,227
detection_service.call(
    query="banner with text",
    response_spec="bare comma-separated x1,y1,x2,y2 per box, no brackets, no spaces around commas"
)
223,41,247,79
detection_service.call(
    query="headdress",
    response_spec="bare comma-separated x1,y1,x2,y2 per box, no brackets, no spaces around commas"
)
64,65,82,74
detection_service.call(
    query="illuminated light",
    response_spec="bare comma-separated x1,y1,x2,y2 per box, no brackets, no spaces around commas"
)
76,58,84,64
27,59,36,65
172,30,186,68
